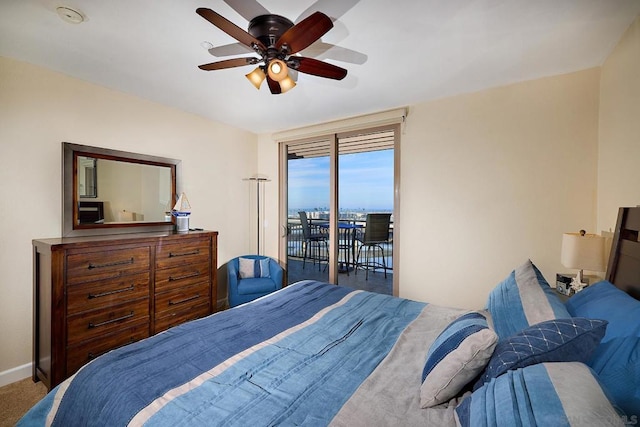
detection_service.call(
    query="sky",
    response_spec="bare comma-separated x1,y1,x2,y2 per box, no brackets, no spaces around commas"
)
288,149,394,211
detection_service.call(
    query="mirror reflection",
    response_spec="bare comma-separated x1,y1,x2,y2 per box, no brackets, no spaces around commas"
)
77,157,173,224
78,156,97,198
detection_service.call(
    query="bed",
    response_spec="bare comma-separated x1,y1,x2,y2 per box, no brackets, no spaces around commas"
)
19,207,640,426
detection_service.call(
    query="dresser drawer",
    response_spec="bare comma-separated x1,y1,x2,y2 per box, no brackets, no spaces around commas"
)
155,239,209,269
67,299,149,345
155,262,210,293
67,272,150,315
154,302,210,333
155,282,210,316
66,247,150,285
66,323,149,375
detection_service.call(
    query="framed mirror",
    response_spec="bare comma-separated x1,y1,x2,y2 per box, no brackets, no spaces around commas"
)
63,142,181,237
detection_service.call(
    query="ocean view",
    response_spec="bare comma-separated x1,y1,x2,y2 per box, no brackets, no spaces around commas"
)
287,207,393,221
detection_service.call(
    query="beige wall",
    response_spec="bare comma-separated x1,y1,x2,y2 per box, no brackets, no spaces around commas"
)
399,69,601,308
0,57,258,379
597,15,640,232
257,133,280,259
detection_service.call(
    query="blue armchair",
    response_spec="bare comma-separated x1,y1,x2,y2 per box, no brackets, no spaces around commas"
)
227,255,283,308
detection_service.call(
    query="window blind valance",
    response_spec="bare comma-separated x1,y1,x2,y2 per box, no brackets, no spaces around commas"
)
272,108,407,143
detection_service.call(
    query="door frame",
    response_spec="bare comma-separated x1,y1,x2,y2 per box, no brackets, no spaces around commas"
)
278,124,401,296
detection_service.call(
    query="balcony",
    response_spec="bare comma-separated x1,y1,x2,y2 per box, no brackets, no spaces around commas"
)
286,216,393,295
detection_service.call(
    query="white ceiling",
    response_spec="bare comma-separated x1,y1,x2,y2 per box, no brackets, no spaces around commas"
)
1,0,639,134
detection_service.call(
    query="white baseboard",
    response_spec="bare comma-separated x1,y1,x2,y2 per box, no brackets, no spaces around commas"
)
0,363,32,388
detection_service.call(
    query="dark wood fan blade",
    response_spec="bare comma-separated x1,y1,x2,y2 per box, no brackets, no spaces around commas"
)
291,57,347,80
198,57,258,71
276,12,332,54
196,8,266,52
266,76,282,94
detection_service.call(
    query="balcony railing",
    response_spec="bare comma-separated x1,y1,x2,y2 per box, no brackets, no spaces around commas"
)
286,217,393,271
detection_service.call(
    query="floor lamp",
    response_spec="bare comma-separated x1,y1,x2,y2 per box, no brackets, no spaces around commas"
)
244,175,270,255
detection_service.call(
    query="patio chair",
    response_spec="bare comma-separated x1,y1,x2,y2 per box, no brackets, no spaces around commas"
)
299,211,328,270
355,213,392,280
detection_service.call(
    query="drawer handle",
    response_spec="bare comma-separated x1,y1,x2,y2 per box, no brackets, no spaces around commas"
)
169,249,199,258
88,311,135,329
88,284,135,299
168,294,200,306
87,338,136,360
88,258,134,270
168,271,200,282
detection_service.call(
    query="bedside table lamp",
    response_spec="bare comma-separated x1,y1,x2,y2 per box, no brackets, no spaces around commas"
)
561,230,605,292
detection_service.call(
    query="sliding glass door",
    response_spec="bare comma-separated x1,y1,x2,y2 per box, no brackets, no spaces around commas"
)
338,130,395,291
284,137,332,284
280,125,399,295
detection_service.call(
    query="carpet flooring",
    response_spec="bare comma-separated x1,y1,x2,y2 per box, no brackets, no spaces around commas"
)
0,377,47,426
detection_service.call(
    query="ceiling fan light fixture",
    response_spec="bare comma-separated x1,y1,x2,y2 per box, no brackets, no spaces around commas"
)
279,75,296,93
196,9,346,95
245,67,266,89
267,59,288,82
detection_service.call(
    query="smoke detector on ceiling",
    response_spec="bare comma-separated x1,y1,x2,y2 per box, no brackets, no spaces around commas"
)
56,6,85,24
200,41,214,50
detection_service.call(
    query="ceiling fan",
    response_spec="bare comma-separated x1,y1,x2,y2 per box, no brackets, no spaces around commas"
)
196,7,348,94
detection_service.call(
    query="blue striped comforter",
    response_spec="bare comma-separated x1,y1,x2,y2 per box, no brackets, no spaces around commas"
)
19,281,425,426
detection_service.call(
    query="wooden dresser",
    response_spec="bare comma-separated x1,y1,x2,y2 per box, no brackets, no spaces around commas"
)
32,230,218,390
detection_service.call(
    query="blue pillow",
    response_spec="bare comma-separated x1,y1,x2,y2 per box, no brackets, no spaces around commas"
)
566,280,640,342
486,259,570,339
473,317,607,390
588,337,640,417
457,362,623,427
420,312,497,408
566,280,640,416
239,257,271,279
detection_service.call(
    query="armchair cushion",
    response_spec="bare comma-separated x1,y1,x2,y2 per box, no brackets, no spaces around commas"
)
239,257,271,279
237,277,277,295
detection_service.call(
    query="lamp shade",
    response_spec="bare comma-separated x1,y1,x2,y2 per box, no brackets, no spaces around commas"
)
267,59,288,82
245,67,266,89
279,75,296,93
561,232,605,272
